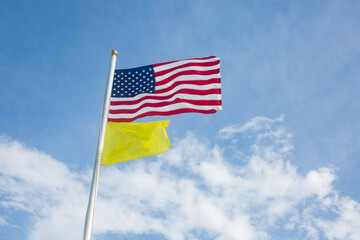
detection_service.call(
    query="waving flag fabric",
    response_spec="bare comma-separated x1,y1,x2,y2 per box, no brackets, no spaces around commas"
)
108,56,221,122
101,120,170,165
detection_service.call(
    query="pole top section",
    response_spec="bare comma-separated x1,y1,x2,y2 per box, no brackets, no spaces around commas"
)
111,50,118,56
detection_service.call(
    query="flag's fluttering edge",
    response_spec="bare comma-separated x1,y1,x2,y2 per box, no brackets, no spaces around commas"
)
101,120,170,165
108,56,221,122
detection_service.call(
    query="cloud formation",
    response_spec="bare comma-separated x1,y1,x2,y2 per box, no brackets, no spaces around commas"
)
0,117,359,239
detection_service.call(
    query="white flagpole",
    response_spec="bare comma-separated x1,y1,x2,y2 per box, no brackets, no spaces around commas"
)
83,50,118,240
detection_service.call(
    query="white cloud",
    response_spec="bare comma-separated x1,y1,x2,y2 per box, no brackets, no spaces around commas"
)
323,197,360,239
0,215,8,226
218,115,284,140
0,116,359,239
0,136,88,240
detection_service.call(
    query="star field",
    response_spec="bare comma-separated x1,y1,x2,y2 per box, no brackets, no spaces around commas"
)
112,65,156,98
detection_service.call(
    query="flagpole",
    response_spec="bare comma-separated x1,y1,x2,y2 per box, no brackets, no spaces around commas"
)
83,50,118,240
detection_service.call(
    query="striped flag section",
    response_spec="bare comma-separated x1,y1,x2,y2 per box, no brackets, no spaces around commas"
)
108,56,222,122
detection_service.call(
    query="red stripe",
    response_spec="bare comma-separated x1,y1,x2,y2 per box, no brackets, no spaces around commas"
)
155,78,221,93
153,56,218,68
108,108,218,122
110,88,221,106
155,69,220,86
154,60,220,77
109,99,222,114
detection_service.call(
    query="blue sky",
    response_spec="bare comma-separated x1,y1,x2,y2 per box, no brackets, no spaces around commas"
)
0,0,359,239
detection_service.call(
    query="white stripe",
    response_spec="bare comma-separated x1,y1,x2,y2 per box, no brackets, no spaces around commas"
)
155,74,220,90
109,93,221,110
155,64,220,82
153,57,220,72
108,102,222,119
156,83,220,96
110,83,221,102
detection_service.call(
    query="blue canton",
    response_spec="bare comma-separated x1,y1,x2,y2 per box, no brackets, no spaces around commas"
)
112,65,156,98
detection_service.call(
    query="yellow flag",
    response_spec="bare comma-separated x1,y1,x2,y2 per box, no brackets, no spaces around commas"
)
101,120,170,165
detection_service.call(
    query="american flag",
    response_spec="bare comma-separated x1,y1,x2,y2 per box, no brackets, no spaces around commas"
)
108,56,222,122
